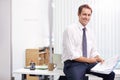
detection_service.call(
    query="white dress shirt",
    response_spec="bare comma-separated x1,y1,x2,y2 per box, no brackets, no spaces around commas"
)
62,21,100,62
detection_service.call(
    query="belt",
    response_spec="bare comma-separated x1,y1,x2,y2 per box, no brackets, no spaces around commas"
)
64,60,77,64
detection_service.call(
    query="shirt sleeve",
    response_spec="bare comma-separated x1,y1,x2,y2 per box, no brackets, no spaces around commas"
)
89,30,100,57
90,46,100,58
63,28,82,60
90,32,100,58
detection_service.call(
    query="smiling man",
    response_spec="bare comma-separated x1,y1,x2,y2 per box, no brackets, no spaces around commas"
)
62,4,115,80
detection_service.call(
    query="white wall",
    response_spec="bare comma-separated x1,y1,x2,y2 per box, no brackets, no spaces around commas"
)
12,0,50,79
0,0,11,80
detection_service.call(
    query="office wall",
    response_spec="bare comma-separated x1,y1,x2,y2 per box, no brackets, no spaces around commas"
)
0,0,11,80
12,0,49,80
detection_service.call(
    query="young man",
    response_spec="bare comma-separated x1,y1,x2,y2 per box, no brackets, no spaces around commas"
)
62,4,115,80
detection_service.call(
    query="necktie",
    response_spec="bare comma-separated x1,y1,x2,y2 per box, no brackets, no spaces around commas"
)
82,28,87,57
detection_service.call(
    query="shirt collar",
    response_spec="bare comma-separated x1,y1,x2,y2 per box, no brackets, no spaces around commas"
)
77,20,88,31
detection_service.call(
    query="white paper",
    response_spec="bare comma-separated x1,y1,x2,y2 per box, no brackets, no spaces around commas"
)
91,56,119,74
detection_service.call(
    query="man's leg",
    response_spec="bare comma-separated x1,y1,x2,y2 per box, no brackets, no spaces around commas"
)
64,60,88,80
86,63,115,80
89,71,115,80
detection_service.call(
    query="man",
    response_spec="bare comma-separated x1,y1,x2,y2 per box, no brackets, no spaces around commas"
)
62,4,115,80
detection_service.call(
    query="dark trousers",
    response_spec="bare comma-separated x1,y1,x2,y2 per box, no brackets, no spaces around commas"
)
58,76,88,80
64,60,115,80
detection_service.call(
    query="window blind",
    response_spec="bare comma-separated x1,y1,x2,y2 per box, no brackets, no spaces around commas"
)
53,0,120,59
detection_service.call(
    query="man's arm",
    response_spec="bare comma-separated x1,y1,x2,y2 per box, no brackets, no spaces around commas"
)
74,55,104,63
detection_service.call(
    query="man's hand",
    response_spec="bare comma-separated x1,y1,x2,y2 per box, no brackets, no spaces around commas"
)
95,56,104,64
87,58,98,63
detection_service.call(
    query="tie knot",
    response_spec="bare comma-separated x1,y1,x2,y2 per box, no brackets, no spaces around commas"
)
82,28,86,31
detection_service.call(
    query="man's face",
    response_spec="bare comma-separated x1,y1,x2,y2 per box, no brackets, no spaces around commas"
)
78,8,92,26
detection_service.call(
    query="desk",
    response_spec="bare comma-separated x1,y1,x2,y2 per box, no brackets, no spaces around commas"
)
13,68,120,80
13,68,65,80
114,69,120,78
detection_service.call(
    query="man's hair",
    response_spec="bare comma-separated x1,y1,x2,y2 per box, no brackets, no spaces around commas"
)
78,4,92,15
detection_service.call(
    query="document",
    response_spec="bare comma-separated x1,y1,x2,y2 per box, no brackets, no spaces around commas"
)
91,56,119,74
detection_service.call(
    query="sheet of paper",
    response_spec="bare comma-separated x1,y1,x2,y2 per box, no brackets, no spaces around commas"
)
91,56,119,74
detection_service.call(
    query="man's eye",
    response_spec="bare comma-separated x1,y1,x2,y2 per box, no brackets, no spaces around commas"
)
88,14,91,16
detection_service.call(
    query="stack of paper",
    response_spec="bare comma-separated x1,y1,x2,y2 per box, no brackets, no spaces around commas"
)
91,56,119,74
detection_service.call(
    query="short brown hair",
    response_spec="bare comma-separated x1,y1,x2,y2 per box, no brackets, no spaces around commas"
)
78,4,92,15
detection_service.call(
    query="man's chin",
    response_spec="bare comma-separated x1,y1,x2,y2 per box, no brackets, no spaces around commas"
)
83,23,88,26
